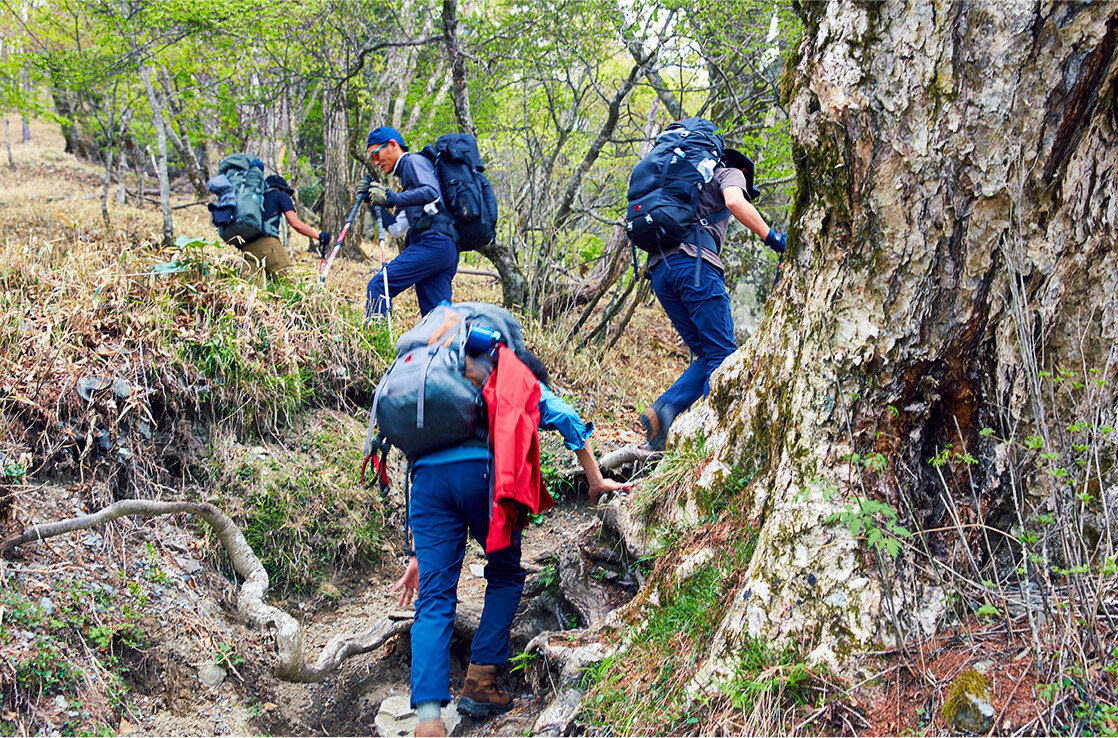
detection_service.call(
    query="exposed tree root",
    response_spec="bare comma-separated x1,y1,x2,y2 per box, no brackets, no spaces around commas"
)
0,499,412,683
560,444,658,479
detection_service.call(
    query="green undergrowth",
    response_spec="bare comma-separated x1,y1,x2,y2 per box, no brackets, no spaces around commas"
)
0,235,395,480
582,521,815,734
0,562,190,736
198,412,386,598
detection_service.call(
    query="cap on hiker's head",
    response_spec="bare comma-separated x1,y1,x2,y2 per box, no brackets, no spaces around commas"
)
367,126,408,152
722,148,761,201
265,174,294,194
250,157,265,171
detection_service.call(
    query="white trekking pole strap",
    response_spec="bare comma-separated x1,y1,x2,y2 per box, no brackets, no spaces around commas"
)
376,205,393,337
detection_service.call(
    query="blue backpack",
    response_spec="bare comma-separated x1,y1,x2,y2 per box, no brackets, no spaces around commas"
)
420,134,499,253
625,118,727,255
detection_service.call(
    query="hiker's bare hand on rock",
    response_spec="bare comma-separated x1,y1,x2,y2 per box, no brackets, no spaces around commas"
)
390,556,419,608
588,477,634,505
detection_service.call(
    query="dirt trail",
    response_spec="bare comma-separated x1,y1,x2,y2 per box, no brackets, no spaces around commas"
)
0,123,653,737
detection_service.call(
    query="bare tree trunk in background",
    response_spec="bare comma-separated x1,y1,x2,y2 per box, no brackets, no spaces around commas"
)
442,0,474,135
552,61,643,230
20,1,30,142
21,71,31,142
546,97,660,326
100,143,114,229
51,87,87,158
323,84,358,259
4,118,13,170
140,65,173,248
440,0,526,305
158,69,208,198
116,150,126,204
625,32,686,120
675,1,1118,682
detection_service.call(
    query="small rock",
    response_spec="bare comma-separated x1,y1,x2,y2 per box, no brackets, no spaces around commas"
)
54,695,68,710
198,663,227,688
373,695,465,736
38,597,54,615
469,564,485,578
76,376,111,402
943,669,995,735
175,556,202,574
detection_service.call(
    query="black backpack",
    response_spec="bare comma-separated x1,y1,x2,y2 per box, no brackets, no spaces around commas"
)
419,134,499,253
625,118,727,255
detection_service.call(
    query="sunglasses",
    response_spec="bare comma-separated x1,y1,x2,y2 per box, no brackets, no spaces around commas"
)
368,141,389,157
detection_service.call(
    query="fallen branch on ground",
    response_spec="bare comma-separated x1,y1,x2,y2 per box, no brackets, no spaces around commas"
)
0,499,422,683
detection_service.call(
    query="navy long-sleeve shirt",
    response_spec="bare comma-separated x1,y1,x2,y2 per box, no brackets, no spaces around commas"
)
387,152,457,244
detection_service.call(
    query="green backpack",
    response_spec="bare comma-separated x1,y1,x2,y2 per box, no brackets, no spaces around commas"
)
211,154,277,245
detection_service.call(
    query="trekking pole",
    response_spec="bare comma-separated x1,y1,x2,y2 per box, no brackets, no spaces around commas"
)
375,205,393,336
319,192,369,284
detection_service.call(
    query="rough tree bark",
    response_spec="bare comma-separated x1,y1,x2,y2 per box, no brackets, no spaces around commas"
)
442,0,474,135
322,84,356,259
653,0,1118,686
140,65,174,248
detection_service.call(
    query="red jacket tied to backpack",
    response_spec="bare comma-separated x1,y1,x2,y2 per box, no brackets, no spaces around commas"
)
483,345,554,553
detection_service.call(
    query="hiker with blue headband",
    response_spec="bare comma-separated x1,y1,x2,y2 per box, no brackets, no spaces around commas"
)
360,126,459,317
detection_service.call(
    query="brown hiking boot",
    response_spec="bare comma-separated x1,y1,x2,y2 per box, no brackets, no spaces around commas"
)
457,662,513,718
639,404,674,451
414,718,446,737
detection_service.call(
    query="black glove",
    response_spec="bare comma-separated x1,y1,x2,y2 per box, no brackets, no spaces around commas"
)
356,174,373,196
765,230,787,253
319,230,331,249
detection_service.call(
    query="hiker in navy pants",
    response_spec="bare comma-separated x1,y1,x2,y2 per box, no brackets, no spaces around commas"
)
361,126,459,316
390,351,631,738
640,150,786,450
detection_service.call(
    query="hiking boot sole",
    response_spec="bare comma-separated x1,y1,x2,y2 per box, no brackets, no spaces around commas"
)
457,696,515,718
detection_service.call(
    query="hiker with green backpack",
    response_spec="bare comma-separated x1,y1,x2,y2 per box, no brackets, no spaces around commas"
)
626,118,786,450
206,157,329,278
365,302,630,737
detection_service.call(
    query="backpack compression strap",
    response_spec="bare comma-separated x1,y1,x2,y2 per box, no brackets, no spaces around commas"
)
692,206,732,285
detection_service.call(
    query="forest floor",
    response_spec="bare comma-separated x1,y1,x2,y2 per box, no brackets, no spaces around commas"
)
0,123,1056,737
0,122,671,737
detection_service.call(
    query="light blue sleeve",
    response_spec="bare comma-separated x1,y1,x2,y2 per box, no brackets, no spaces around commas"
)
537,383,593,451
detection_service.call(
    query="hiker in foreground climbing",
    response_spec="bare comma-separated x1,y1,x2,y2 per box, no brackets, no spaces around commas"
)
627,119,786,450
371,304,630,737
361,126,459,317
207,158,328,277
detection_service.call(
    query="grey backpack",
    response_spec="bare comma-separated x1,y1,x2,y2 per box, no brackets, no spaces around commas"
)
206,154,276,245
366,303,526,461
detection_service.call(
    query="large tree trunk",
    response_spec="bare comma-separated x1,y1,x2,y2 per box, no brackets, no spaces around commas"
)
140,64,173,248
663,0,1118,686
322,84,357,259
442,0,474,135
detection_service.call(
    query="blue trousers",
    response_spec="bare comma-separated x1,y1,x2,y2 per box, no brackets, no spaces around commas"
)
366,231,458,317
649,252,737,414
408,459,525,707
